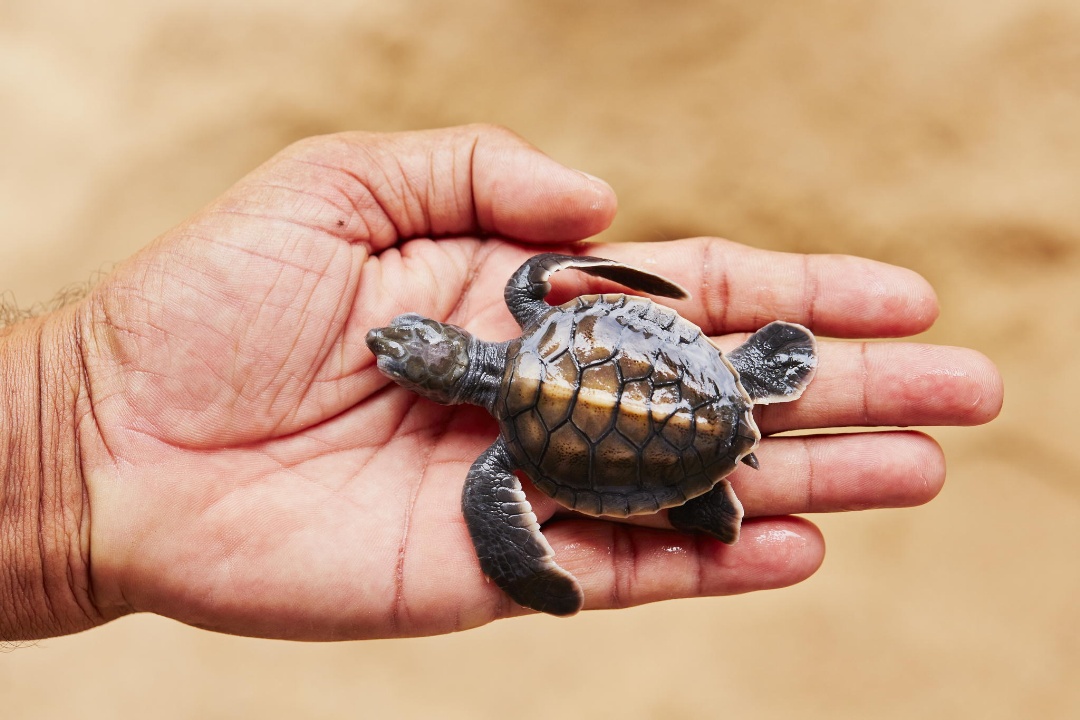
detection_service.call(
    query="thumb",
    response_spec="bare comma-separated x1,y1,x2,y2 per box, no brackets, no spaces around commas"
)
262,124,618,248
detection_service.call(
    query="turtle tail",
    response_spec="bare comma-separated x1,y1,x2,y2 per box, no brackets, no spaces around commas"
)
727,321,817,404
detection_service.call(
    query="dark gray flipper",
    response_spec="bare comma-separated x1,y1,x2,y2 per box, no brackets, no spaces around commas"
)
505,253,690,329
727,321,817,404
462,439,584,616
668,479,744,544
741,452,759,469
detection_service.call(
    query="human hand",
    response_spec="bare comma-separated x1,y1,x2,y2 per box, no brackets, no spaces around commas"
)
7,126,1002,641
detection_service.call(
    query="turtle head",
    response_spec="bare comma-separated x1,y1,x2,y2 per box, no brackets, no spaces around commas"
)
366,313,474,405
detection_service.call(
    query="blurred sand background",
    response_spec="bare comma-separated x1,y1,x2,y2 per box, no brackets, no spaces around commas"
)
1,1,1078,718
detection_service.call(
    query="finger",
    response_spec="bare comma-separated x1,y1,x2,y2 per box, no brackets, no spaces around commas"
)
536,516,823,611
264,125,617,248
755,341,1003,433
524,433,943,531
551,237,938,338
734,432,945,516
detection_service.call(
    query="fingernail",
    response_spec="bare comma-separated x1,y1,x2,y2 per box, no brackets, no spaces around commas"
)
575,170,615,211
576,169,612,191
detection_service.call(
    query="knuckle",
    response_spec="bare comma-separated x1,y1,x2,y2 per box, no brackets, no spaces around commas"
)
279,131,375,165
460,122,516,140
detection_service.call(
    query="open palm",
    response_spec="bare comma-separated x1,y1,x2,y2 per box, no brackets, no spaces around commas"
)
76,126,1001,639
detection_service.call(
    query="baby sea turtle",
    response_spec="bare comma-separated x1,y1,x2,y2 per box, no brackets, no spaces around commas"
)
366,253,817,616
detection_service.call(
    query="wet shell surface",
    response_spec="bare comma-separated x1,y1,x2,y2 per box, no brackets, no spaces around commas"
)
496,293,760,517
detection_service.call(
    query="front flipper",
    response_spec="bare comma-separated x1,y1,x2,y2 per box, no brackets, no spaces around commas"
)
727,321,818,404
668,479,744,544
505,253,690,328
462,440,584,616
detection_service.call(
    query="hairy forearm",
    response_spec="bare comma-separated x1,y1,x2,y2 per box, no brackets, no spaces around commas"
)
0,311,101,640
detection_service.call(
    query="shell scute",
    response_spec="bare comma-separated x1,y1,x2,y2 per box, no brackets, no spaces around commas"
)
536,316,574,357
572,490,603,516
615,350,653,382
536,354,577,429
593,432,642,488
661,412,696,451
676,320,700,345
572,364,620,440
641,434,684,487
600,493,632,516
614,400,652,446
505,350,543,416
641,303,679,330
651,348,683,385
543,422,592,484
513,411,547,458
570,313,623,366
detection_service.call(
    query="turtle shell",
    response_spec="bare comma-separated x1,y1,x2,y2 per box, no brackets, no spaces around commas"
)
495,293,760,517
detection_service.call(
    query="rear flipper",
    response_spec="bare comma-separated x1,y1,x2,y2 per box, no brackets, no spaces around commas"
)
668,479,744,544
727,321,817,404
462,440,584,616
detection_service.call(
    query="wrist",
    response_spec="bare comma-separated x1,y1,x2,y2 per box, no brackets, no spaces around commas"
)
0,309,104,640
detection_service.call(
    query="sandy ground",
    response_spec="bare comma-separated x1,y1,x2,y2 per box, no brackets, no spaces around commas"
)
1,1,1078,717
